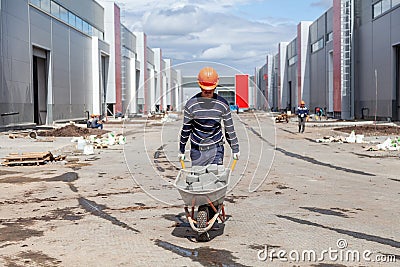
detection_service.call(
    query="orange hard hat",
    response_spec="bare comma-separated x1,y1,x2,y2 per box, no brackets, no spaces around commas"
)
300,100,305,105
197,67,219,90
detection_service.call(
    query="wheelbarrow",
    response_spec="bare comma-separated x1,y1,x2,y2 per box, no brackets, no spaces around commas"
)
173,159,237,241
275,113,289,123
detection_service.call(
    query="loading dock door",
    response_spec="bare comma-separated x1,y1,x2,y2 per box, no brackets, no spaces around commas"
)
136,70,140,113
32,47,48,125
397,46,400,120
288,81,292,111
101,55,108,116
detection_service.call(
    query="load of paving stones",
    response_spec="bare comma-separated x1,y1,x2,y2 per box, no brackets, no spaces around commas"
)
176,164,229,191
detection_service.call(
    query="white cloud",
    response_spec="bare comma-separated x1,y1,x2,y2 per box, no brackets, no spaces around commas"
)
115,0,323,74
141,5,209,35
117,0,261,14
200,44,234,59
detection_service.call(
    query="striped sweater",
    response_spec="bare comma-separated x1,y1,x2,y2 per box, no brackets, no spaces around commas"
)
180,92,239,154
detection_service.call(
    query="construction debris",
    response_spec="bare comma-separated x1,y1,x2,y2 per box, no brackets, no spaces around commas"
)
316,128,400,152
8,133,26,139
316,130,364,144
34,137,56,142
90,132,126,147
275,113,289,123
344,130,364,143
7,130,37,139
93,144,108,149
70,132,126,153
161,114,178,123
315,136,346,143
147,112,165,120
2,151,66,167
334,124,400,136
372,137,400,151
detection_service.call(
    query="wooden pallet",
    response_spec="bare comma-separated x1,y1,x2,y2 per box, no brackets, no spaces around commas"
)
275,114,289,123
94,144,108,149
2,152,54,166
8,133,26,139
34,137,55,142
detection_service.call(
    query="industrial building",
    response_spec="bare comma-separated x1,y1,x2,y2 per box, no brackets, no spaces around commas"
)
181,74,257,111
0,0,181,128
259,0,400,121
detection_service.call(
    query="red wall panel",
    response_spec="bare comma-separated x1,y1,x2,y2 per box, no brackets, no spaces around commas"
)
333,0,342,112
235,74,249,109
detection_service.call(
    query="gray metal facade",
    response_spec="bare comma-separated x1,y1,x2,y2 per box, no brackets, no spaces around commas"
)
354,0,400,120
121,25,136,114
181,76,236,106
286,38,298,112
272,53,279,111
257,64,269,110
284,1,400,120
0,0,107,126
309,8,334,114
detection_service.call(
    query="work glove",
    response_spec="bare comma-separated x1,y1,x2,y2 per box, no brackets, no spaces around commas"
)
233,152,240,160
178,153,186,161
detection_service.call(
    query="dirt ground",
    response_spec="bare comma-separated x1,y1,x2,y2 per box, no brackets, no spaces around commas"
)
334,124,400,136
37,124,107,137
0,114,399,266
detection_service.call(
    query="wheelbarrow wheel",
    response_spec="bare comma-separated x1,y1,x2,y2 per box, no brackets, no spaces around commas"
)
196,206,209,242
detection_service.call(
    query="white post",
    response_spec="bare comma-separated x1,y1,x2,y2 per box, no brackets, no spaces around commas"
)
374,69,378,126
150,68,156,112
162,75,168,109
129,54,136,114
46,51,53,124
92,37,100,115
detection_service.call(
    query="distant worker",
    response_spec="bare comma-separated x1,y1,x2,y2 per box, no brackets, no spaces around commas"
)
87,114,94,128
296,100,309,133
91,114,103,130
315,107,322,120
178,67,240,166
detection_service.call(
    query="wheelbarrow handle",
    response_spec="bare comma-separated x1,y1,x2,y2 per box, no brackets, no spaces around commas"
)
180,159,185,169
181,159,235,170
231,159,237,171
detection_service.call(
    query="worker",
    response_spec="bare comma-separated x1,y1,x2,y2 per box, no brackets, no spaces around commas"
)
90,114,103,130
296,100,309,133
315,107,322,120
316,106,326,121
178,67,240,166
87,114,95,128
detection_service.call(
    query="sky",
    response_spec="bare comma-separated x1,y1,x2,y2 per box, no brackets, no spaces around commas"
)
116,0,333,75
